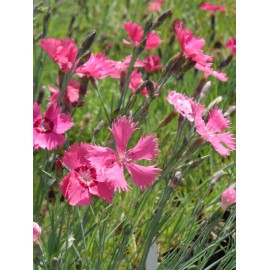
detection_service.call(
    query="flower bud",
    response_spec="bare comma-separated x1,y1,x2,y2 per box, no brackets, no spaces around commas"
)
224,105,236,117
162,52,186,77
77,30,96,58
146,80,155,96
210,170,224,186
33,222,41,243
220,187,236,210
206,96,223,113
153,9,172,29
200,81,211,99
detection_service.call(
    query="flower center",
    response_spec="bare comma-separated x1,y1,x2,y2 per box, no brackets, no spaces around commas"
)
34,118,54,133
75,166,97,188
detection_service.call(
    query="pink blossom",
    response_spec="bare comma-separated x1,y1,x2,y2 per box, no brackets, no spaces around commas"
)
107,55,145,79
123,21,163,50
167,91,194,122
195,64,228,82
147,0,164,12
33,102,73,150
87,116,161,191
225,37,236,55
48,78,80,106
40,38,78,73
221,187,236,210
33,222,41,243
143,55,162,71
201,3,226,14
192,103,235,156
60,143,114,206
76,52,112,79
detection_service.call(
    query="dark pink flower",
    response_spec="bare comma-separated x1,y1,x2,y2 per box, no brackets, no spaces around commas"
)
201,3,226,14
192,103,235,156
75,52,112,79
33,222,41,243
40,38,78,73
87,116,161,191
33,102,73,150
167,91,194,122
221,187,236,210
48,78,80,106
107,55,145,79
60,143,114,206
143,55,162,71
123,21,163,50
147,0,164,12
225,37,236,55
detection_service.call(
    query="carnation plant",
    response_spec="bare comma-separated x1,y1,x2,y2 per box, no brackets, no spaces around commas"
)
33,0,236,269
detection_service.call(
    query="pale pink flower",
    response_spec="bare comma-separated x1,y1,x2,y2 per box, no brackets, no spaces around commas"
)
221,187,236,210
192,103,235,156
167,91,194,122
33,102,73,150
76,52,112,79
33,222,41,243
147,0,164,12
201,3,226,14
195,64,228,82
225,37,236,55
143,55,162,71
40,38,78,73
60,143,114,206
87,116,161,191
123,21,163,50
48,78,80,106
107,55,145,79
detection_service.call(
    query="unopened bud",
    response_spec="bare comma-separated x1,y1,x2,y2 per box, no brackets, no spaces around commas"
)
210,170,224,186
79,76,89,96
146,80,155,96
77,51,91,69
200,81,211,99
82,112,91,128
153,9,172,29
51,257,58,269
224,105,236,117
144,14,154,33
123,223,132,235
220,187,236,211
206,96,223,112
162,52,185,77
37,86,45,104
120,70,127,92
89,76,98,90
93,120,104,136
77,30,97,58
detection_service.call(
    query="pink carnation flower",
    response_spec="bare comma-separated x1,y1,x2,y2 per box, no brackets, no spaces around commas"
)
33,222,41,243
48,78,80,106
33,102,73,150
147,0,164,12
40,38,78,73
143,55,162,71
201,3,226,14
192,103,235,156
107,55,145,79
123,21,163,50
174,20,227,81
167,91,194,122
225,37,236,55
221,187,236,210
76,52,112,79
60,143,114,206
87,116,161,191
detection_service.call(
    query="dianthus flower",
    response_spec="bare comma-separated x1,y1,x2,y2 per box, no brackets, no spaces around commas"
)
201,3,226,14
167,91,194,122
147,0,164,12
33,222,41,243
143,55,162,71
87,116,161,191
191,103,235,156
76,52,113,79
221,187,236,210
48,78,80,106
40,38,78,73
174,20,227,81
225,37,236,55
60,143,114,206
33,102,73,150
123,21,163,50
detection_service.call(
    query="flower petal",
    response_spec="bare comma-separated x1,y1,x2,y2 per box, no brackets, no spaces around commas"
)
206,108,230,133
33,131,66,150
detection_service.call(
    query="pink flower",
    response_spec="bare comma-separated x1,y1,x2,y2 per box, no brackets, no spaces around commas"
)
225,37,236,55
107,55,145,79
123,21,163,50
48,78,80,106
174,20,227,81
87,116,161,191
33,102,73,150
60,143,114,206
201,3,226,14
143,55,162,71
33,222,41,243
40,38,78,73
147,0,164,12
167,91,194,122
192,103,235,156
76,52,112,79
221,187,236,210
